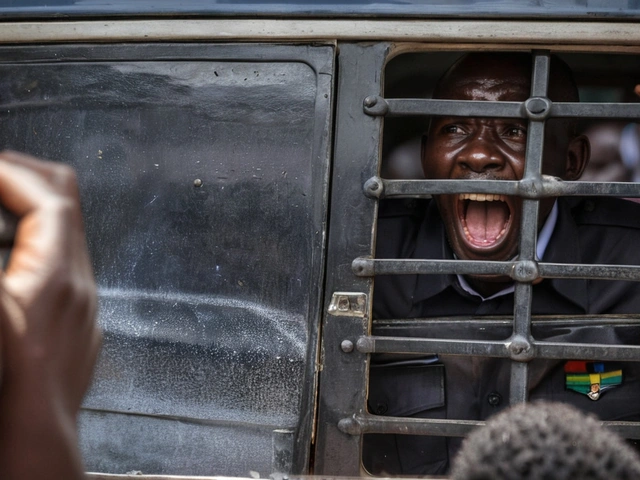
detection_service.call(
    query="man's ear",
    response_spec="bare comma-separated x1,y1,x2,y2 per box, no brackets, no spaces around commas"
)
563,134,590,181
420,133,429,177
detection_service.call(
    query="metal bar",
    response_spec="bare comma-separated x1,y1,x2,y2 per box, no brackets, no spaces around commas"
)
534,341,640,361
336,414,640,440
552,102,640,119
530,51,550,99
373,97,523,118
352,257,512,277
509,362,529,404
358,335,640,362
366,98,640,120
370,177,519,198
539,263,640,281
339,414,481,437
314,42,387,477
521,124,545,192
357,335,508,357
369,176,640,199
551,181,640,197
605,422,640,440
354,257,640,282
519,200,540,261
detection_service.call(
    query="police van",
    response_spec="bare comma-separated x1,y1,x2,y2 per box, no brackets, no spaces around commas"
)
1,1,640,478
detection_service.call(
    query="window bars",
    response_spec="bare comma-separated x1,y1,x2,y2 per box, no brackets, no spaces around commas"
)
345,50,640,440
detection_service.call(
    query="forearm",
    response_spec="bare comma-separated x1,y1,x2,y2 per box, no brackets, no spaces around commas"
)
0,383,86,480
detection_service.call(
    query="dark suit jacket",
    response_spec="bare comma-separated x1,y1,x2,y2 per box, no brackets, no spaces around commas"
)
365,196,640,475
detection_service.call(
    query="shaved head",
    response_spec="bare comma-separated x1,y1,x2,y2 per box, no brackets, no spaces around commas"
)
434,52,579,104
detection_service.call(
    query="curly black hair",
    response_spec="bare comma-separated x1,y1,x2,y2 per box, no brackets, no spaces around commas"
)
450,402,640,480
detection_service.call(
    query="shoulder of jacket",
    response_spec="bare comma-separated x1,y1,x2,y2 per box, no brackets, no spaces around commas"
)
569,197,640,229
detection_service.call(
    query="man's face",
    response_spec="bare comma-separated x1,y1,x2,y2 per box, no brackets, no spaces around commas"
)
422,63,574,266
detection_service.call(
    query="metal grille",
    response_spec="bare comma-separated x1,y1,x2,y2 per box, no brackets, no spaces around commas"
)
344,50,640,441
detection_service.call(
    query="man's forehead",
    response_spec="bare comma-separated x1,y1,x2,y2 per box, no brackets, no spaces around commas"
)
437,74,530,100
433,53,533,99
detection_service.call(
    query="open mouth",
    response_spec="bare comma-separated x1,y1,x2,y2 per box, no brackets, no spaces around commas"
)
458,193,512,248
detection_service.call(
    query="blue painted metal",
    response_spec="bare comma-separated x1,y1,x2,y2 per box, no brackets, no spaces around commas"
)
0,0,639,20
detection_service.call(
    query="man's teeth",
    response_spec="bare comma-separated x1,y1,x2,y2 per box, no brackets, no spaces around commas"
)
459,193,506,202
462,225,507,242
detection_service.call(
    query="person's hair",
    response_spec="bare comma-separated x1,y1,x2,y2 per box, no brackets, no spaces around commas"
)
450,401,640,480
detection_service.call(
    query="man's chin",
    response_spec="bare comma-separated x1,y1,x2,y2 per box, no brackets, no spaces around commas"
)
464,273,515,298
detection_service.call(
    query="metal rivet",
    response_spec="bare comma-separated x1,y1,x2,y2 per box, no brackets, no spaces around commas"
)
341,340,354,353
363,96,378,108
337,296,350,311
193,178,203,187
375,403,388,415
523,96,552,121
512,260,539,283
487,392,502,407
364,176,384,199
507,335,534,361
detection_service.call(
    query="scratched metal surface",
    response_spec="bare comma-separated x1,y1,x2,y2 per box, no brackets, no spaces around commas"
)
0,44,334,476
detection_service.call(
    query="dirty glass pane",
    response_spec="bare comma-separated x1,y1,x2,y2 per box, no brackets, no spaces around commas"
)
0,45,333,476
1,0,640,18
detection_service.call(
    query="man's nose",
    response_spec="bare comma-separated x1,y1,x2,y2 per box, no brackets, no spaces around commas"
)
457,133,505,173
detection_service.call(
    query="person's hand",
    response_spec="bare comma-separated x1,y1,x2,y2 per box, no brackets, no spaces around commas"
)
0,151,101,480
635,84,640,98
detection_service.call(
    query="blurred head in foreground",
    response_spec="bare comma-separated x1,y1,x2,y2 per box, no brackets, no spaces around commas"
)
450,401,640,480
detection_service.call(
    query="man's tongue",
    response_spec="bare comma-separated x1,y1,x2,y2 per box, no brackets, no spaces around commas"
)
465,201,509,245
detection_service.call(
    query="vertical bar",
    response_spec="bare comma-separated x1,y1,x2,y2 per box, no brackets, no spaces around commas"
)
510,283,533,404
523,51,550,180
531,51,551,97
510,51,551,404
314,42,389,476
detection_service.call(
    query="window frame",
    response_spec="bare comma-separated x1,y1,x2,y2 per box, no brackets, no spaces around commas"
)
315,43,640,476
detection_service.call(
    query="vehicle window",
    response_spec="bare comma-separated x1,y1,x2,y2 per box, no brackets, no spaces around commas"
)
364,50,640,476
314,46,640,476
0,44,334,477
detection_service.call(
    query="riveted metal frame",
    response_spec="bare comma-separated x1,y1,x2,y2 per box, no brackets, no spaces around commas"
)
315,46,640,475
314,42,389,476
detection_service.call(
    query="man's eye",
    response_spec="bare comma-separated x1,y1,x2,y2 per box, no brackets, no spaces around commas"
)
443,125,464,134
504,126,527,137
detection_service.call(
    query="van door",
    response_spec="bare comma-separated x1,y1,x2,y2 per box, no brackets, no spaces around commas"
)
0,43,335,477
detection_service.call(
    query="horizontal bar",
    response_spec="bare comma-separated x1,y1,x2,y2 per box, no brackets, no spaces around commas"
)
358,335,508,357
354,257,640,282
338,414,640,440
353,257,512,277
540,263,640,281
358,335,640,362
377,178,519,197
338,414,481,437
373,315,640,329
369,176,640,199
383,98,523,118
5,20,640,45
552,102,640,119
605,422,640,440
367,97,640,120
